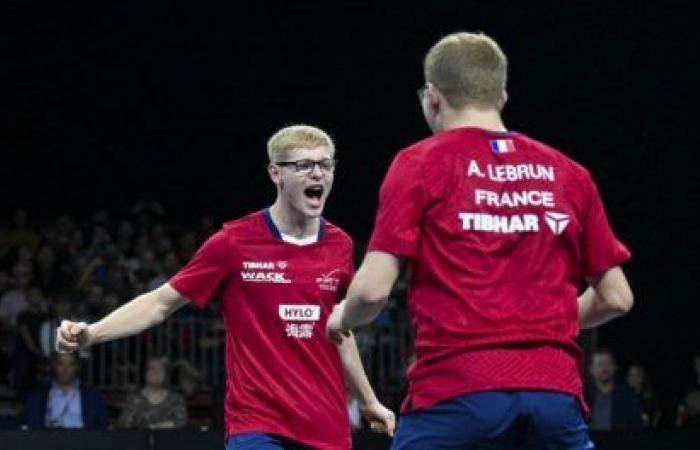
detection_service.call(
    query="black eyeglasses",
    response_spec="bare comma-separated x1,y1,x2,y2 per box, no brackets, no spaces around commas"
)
275,158,337,175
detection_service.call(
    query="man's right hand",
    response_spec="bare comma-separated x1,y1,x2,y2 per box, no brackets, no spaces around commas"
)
56,320,92,353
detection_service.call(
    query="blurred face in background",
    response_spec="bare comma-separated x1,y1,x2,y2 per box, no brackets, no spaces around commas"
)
591,352,617,385
626,365,645,392
145,357,169,389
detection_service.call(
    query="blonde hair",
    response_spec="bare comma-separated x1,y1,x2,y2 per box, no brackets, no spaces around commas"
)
424,32,507,110
267,125,335,162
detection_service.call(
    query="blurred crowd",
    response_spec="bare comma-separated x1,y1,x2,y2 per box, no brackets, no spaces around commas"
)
1,205,700,432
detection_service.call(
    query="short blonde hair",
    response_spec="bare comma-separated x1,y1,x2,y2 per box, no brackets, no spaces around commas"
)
267,125,335,162
424,32,507,110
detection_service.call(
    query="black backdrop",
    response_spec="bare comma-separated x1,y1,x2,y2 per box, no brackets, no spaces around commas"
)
1,0,698,418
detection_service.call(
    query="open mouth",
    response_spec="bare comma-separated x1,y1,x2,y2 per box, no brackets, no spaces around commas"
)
303,185,324,208
304,185,324,200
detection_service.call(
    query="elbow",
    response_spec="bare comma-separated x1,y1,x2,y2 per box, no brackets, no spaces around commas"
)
357,286,390,309
607,289,634,315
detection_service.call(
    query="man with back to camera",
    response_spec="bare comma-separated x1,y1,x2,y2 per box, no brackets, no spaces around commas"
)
327,32,633,449
56,125,395,449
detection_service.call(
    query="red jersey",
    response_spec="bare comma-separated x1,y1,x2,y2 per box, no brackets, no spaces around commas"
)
170,209,354,449
368,127,631,414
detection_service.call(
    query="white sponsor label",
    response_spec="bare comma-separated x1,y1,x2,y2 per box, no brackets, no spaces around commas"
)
278,305,321,321
458,212,540,233
240,271,291,283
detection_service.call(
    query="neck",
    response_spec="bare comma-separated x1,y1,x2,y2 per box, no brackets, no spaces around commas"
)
440,107,507,133
595,379,615,394
269,201,318,239
56,380,78,391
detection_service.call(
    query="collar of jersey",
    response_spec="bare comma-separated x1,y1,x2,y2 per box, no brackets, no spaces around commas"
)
263,208,325,245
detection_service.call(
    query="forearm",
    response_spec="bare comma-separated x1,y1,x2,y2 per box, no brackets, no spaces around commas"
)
340,252,400,330
89,285,187,345
338,333,378,406
341,285,388,331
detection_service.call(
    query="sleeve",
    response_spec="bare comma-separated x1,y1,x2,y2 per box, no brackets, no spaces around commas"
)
368,150,428,258
169,230,232,308
579,174,631,277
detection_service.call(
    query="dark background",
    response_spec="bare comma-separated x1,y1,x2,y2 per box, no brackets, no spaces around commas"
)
1,0,698,416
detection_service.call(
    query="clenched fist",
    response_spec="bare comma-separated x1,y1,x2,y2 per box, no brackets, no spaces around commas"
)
56,320,92,353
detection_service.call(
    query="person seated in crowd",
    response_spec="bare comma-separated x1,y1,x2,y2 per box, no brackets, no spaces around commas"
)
585,348,644,431
24,352,107,429
626,363,661,427
118,355,187,429
39,293,74,358
13,286,49,399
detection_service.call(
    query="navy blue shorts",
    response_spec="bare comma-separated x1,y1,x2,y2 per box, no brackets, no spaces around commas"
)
391,391,595,450
225,433,310,450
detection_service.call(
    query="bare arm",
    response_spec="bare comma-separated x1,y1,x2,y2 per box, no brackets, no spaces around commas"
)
338,332,378,406
327,252,401,343
337,332,395,435
578,266,634,329
57,283,189,351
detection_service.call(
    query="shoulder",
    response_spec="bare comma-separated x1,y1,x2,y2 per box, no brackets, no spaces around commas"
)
516,132,594,183
321,220,353,247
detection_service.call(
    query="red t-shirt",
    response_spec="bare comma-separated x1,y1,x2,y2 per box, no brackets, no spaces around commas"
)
170,210,354,449
368,127,631,414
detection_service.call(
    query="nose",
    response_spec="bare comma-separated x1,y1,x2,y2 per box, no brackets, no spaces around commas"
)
308,163,324,179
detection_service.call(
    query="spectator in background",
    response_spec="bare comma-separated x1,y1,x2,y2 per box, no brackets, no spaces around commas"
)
676,352,700,428
627,364,661,427
118,356,187,429
13,286,49,398
0,263,33,329
147,251,181,291
585,349,644,431
24,352,107,429
39,294,74,358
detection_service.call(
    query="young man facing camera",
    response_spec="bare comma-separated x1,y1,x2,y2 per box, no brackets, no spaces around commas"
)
57,125,394,449
328,33,633,449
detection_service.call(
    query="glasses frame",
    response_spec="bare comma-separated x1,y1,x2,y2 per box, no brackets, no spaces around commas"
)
274,158,337,175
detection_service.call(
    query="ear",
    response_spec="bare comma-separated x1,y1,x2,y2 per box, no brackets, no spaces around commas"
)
425,82,442,111
498,90,508,110
268,164,281,186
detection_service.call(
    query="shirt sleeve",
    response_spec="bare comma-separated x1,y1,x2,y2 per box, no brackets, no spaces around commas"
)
580,175,631,277
169,230,232,308
368,150,428,258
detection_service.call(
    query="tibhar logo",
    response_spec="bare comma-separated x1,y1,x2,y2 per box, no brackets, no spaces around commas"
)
279,305,321,322
544,211,570,235
316,269,342,292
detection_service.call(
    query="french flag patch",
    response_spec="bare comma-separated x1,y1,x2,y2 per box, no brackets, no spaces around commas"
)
489,139,516,154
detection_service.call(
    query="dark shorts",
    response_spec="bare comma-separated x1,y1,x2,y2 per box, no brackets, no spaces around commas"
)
225,433,310,450
391,391,595,450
